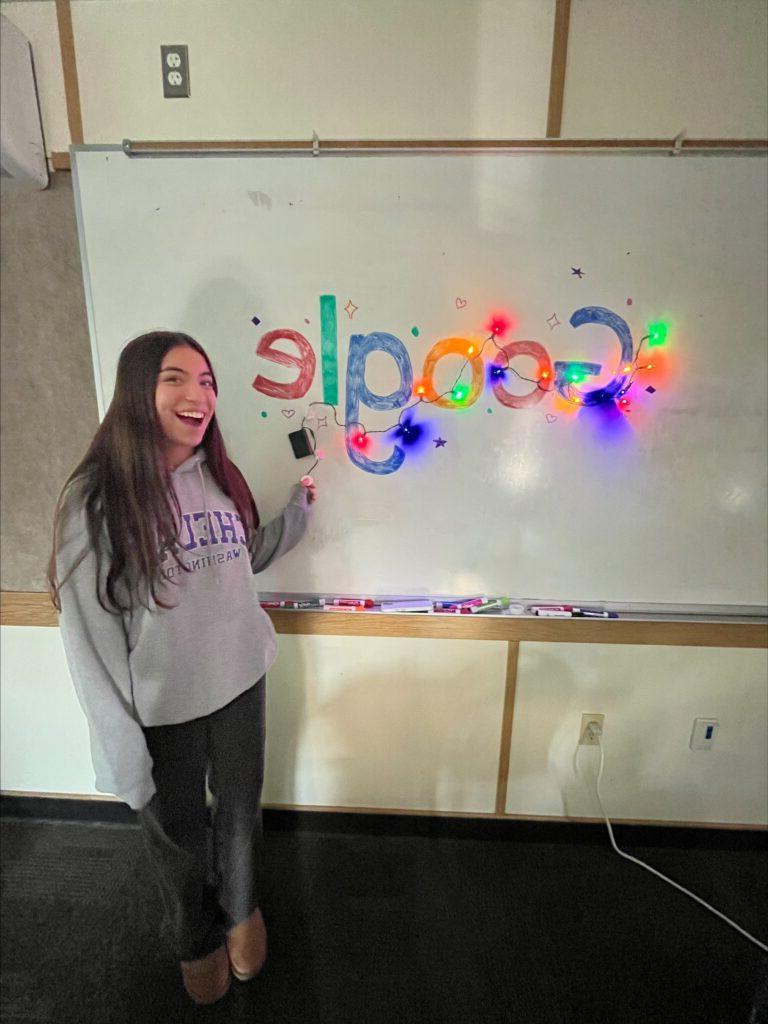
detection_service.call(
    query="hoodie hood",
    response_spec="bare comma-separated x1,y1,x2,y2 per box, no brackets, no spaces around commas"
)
171,450,206,475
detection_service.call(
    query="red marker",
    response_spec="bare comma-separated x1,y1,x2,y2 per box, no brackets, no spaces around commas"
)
332,598,375,608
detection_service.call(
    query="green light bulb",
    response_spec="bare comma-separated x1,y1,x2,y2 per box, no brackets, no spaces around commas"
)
453,385,468,402
648,321,669,347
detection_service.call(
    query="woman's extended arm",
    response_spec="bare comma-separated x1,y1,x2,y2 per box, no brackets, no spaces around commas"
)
247,484,312,575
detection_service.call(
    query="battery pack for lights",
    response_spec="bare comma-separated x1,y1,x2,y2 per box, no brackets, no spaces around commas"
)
288,427,314,459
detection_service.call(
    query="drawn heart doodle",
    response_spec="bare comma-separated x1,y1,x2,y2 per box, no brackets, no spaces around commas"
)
282,409,296,419
455,297,467,309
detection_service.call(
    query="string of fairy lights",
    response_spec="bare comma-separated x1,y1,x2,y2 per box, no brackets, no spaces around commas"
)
296,318,670,473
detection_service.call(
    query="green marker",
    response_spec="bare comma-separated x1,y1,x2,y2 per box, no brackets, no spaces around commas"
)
471,598,511,614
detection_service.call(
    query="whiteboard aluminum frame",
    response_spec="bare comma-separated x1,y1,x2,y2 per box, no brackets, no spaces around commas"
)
70,145,109,419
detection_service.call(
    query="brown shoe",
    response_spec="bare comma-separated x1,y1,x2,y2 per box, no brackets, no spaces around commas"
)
226,907,267,981
180,944,231,1004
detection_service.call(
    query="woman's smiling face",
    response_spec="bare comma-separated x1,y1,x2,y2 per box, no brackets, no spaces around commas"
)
155,344,217,469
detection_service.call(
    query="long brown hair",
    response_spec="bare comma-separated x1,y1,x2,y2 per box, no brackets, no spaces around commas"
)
47,331,259,614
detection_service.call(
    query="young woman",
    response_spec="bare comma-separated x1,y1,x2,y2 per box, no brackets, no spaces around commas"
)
48,331,316,1004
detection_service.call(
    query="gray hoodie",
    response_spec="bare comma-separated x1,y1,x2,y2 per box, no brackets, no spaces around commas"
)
57,451,310,811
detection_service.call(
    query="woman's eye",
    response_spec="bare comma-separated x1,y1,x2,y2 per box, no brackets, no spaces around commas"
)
202,380,214,388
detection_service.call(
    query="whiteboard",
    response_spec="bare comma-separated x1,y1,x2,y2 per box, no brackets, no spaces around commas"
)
72,148,768,607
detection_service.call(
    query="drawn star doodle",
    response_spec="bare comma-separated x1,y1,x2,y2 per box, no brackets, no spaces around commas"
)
433,437,447,448
571,267,584,278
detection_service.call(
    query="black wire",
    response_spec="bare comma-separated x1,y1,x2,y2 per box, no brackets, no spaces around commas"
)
298,332,653,464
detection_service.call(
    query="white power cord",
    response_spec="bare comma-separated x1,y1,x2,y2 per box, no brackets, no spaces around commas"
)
583,721,768,954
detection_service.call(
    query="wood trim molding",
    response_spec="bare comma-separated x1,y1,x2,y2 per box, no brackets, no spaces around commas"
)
270,609,768,647
547,0,572,137
51,152,72,171
495,642,520,814
55,0,83,145
2,591,766,647
1,592,57,627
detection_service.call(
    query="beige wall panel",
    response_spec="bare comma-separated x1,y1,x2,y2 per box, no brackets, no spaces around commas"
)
3,625,767,828
0,173,98,591
563,0,768,139
263,634,508,812
1,1,70,154
0,626,509,812
0,625,95,796
71,0,553,142
506,643,768,825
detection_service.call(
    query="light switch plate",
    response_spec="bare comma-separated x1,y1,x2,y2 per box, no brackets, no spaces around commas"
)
690,718,719,750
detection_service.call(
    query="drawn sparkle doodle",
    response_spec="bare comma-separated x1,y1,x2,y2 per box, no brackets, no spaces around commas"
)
571,267,584,278
546,313,561,330
344,300,358,319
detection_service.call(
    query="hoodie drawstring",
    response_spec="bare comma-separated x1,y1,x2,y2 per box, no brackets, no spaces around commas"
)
195,457,221,585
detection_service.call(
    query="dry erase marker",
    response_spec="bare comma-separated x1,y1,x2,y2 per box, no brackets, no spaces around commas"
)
262,599,324,609
300,475,314,486
434,595,484,608
323,603,366,612
471,598,511,614
332,598,375,608
436,597,486,610
574,609,618,619
532,609,573,617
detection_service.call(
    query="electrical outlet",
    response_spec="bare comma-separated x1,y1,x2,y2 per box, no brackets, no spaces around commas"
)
579,713,605,746
161,45,190,98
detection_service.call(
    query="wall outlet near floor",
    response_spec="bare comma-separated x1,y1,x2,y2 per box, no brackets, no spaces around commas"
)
161,45,190,98
579,713,605,746
690,718,719,750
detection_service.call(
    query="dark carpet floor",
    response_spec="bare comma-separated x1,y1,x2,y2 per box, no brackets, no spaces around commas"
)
1,816,766,1024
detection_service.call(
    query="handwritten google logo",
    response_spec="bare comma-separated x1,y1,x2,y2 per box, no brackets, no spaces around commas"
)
252,296,669,475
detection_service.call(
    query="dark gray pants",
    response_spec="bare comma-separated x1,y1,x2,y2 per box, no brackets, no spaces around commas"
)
138,678,266,961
